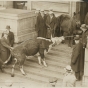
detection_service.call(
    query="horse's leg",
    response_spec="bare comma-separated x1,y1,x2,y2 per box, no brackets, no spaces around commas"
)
11,58,17,77
39,48,47,67
19,56,26,75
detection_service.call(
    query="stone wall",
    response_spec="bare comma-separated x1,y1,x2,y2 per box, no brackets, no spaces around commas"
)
30,1,76,17
0,9,37,43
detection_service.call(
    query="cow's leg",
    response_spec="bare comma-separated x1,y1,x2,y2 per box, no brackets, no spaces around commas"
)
42,58,47,67
11,58,17,77
19,56,26,75
20,65,25,75
38,55,42,65
39,48,47,67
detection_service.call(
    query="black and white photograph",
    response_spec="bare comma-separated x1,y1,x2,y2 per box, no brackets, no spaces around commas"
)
0,0,88,87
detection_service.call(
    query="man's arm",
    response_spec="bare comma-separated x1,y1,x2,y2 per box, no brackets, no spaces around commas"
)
1,38,11,50
46,16,51,28
35,16,40,32
10,32,14,47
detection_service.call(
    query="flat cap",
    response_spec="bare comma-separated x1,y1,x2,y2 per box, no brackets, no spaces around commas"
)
49,77,58,83
74,36,80,40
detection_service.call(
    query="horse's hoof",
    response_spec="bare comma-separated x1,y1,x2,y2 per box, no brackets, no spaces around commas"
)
11,74,14,77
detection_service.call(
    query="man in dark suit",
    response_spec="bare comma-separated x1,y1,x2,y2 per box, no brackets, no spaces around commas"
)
71,36,84,80
2,25,14,47
46,10,57,38
35,10,47,38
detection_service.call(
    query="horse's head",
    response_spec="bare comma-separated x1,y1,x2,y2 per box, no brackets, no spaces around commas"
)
73,12,81,27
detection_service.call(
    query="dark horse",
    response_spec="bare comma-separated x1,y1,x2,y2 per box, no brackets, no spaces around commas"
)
55,12,81,47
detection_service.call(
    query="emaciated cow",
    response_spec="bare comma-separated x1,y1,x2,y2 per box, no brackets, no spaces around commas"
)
4,36,64,77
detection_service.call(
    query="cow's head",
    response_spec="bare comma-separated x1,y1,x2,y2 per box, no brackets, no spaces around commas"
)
37,37,53,50
45,39,53,47
51,36,65,45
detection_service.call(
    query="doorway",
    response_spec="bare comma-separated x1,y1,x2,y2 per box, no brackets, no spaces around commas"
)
80,2,88,24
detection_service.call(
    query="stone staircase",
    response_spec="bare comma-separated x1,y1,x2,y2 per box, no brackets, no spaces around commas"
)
0,44,72,87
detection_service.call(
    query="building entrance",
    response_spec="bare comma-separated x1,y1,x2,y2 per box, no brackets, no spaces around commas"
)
80,2,88,24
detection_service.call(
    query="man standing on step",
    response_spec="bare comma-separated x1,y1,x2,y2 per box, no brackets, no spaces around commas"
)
71,36,84,81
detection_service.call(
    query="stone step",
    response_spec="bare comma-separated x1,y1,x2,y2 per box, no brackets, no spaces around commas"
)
46,55,71,64
0,71,44,87
25,60,65,74
48,51,71,58
27,57,68,68
4,66,62,83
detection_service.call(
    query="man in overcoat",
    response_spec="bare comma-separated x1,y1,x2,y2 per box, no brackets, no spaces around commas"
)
46,10,57,38
0,30,13,62
35,10,47,38
2,25,14,47
80,24,88,64
71,36,84,80
84,12,88,25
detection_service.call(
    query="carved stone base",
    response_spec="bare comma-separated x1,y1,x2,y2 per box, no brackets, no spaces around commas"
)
0,9,36,43
82,76,88,87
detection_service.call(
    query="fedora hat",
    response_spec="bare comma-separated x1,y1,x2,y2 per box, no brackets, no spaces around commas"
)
6,25,11,30
74,36,80,40
80,24,88,30
49,11,53,15
40,9,44,12
49,77,58,83
64,65,72,72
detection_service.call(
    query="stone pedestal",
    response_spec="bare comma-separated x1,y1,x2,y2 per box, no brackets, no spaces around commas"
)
83,37,88,87
0,9,37,43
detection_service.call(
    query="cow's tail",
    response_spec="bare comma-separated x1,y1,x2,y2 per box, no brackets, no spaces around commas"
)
4,54,11,64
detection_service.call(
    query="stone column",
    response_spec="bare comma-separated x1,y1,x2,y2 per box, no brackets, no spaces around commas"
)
26,1,31,10
83,36,88,87
69,1,76,17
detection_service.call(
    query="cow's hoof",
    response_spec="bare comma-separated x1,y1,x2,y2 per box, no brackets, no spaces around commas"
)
39,63,42,66
23,73,26,76
11,74,14,77
44,64,48,67
1,68,5,72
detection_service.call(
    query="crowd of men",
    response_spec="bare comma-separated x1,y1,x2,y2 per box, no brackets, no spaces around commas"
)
35,9,57,39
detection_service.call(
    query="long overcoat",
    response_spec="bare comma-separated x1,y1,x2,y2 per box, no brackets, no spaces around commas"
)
71,42,84,72
35,14,47,38
46,15,57,37
84,12,88,25
0,37,11,62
